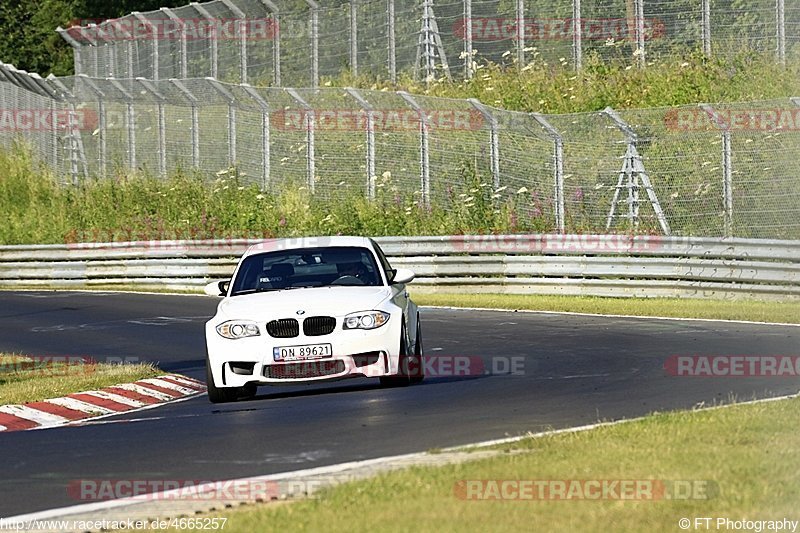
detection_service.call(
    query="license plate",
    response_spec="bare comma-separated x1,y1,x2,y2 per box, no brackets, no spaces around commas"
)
273,343,333,361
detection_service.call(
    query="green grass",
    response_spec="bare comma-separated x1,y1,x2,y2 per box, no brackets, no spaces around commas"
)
321,51,800,114
0,353,162,405
182,397,800,532
412,293,800,324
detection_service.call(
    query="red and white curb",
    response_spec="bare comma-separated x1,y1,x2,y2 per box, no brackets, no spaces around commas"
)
0,375,206,432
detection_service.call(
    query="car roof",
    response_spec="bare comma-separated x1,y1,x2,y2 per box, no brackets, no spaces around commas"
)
242,236,374,258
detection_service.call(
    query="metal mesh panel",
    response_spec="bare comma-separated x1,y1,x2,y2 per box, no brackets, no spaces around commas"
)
2,67,800,238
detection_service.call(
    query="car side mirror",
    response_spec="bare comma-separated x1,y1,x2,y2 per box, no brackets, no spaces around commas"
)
391,268,415,285
204,280,229,296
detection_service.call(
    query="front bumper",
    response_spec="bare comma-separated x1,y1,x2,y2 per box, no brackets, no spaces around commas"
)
206,318,402,387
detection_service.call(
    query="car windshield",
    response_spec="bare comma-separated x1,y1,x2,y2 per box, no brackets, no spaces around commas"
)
230,246,383,296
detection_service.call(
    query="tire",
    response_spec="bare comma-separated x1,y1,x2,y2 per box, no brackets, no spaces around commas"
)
380,319,423,387
409,319,424,384
206,358,243,404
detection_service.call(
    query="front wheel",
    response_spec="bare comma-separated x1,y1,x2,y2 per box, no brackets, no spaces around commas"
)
206,358,247,403
380,319,424,387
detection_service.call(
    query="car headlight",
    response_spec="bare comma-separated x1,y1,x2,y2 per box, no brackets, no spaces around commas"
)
216,320,260,339
343,311,390,330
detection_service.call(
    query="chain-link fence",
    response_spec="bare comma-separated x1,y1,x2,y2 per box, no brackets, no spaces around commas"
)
58,0,799,86
1,63,799,239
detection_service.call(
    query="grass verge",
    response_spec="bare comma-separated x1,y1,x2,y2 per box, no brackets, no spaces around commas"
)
183,396,800,532
412,293,800,324
0,353,161,405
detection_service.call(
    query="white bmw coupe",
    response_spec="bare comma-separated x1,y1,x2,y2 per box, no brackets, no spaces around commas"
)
203,236,424,403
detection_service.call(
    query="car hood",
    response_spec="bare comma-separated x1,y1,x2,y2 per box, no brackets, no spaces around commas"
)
217,286,393,320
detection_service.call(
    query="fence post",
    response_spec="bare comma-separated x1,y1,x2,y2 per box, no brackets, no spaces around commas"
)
161,8,188,79
468,99,500,189
515,0,525,69
108,79,137,172
350,0,359,78
701,0,711,56
398,91,430,208
220,0,248,83
109,20,136,78
136,78,168,177
258,0,281,86
700,104,733,237
287,89,316,194
463,0,473,79
603,106,670,234
45,74,88,183
572,0,582,70
170,79,200,168
388,0,397,83
241,84,271,191
777,0,786,66
56,27,84,75
346,88,376,200
192,3,219,79
531,113,565,233
78,75,107,178
207,78,238,167
634,0,645,68
305,0,320,88
133,12,159,80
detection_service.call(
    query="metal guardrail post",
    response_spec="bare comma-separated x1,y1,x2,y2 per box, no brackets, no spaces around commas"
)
531,113,565,233
305,0,320,88
77,75,108,177
777,0,786,66
108,79,137,172
701,0,711,56
388,0,397,83
515,0,525,69
133,12,159,80
287,89,316,194
220,0,248,83
469,99,500,189
191,2,219,79
259,0,281,86
350,0,359,78
398,91,430,208
572,0,581,70
241,84,271,191
700,104,733,238
207,78,238,167
463,0,473,79
346,88,376,200
94,25,116,77
110,20,136,78
169,79,200,168
136,78,168,176
161,7,188,79
634,0,645,68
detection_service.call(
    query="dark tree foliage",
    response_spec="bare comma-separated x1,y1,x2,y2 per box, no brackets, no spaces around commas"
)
0,0,191,76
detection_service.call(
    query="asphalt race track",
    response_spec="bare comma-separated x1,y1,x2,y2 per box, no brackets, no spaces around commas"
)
0,290,798,517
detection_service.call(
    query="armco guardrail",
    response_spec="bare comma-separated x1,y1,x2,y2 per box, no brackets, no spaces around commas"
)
0,235,798,300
